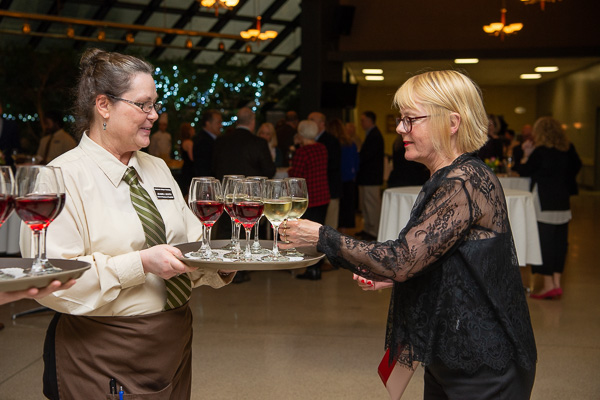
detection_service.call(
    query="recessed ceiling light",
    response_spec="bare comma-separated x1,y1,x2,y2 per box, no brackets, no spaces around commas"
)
365,76,384,81
454,58,479,64
362,69,383,74
520,73,542,80
534,66,559,73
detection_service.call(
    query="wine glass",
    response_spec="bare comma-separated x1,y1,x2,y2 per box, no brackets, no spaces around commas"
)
233,179,264,261
38,167,66,268
246,176,269,254
261,179,292,262
189,178,224,259
222,177,244,259
0,166,15,228
14,165,63,274
284,177,308,257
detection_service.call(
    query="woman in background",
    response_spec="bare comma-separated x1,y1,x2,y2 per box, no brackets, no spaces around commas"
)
179,122,195,197
515,116,582,299
257,122,283,167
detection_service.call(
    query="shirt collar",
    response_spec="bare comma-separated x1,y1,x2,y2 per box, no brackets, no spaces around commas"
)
315,130,326,141
203,129,217,140
79,132,143,187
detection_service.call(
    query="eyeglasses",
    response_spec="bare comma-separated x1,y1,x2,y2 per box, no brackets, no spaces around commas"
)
395,115,429,133
107,94,162,114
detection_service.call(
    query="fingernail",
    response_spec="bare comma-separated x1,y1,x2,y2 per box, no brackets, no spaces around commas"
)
367,281,373,285
361,279,366,283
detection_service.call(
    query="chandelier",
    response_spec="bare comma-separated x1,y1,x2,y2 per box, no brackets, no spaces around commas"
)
483,7,523,40
520,0,561,11
198,0,239,17
240,16,277,42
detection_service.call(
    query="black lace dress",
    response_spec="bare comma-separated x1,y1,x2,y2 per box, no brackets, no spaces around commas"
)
318,153,537,374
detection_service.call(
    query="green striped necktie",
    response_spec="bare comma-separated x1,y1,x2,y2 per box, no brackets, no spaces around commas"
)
123,166,192,310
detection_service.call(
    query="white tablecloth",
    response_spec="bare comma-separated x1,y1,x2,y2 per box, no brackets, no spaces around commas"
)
377,186,542,266
498,176,530,191
0,212,21,255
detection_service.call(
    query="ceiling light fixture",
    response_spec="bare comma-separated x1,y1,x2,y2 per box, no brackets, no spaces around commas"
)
97,29,106,41
199,0,239,17
66,25,75,38
454,58,479,64
483,3,523,40
534,66,559,72
22,22,31,34
125,32,135,43
362,68,383,74
520,0,561,11
185,37,193,49
240,16,278,42
520,73,542,79
365,76,384,81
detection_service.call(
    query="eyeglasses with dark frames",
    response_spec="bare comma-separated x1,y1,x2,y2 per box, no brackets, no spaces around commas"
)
106,94,162,114
395,115,429,133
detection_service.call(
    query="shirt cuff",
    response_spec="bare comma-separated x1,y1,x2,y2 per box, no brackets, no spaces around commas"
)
113,251,146,289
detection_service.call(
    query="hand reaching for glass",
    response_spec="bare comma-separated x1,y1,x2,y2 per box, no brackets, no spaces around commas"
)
277,218,322,250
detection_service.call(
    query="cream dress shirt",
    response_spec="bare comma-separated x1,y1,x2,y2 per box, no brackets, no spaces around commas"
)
20,133,229,316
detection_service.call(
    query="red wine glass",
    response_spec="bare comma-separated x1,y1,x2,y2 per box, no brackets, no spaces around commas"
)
233,179,264,261
189,178,224,260
15,166,62,274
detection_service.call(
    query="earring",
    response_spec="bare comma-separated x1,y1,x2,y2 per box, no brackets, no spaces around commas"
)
103,121,107,130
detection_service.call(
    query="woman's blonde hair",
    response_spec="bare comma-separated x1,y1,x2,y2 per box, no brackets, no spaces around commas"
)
393,70,489,159
532,116,569,151
258,122,277,146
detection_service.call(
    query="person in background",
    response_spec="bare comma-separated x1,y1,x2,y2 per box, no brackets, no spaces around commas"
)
280,70,537,399
308,111,342,230
36,110,77,165
288,120,329,281
178,122,195,197
276,110,299,166
0,99,20,166
345,121,362,151
478,114,504,162
511,123,533,165
327,118,359,233
193,109,222,177
355,111,384,241
257,122,283,167
387,134,429,188
514,116,582,299
20,48,235,399
149,112,172,160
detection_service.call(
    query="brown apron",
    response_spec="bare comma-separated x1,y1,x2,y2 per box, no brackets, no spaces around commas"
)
44,305,192,400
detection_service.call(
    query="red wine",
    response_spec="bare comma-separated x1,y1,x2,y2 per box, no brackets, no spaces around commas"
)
233,201,264,229
191,200,224,227
51,193,66,221
15,195,60,231
0,195,14,225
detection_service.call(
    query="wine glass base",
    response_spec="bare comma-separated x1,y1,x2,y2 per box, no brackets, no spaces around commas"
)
189,251,218,260
219,242,238,251
261,254,290,262
222,250,243,260
250,247,271,255
284,249,304,257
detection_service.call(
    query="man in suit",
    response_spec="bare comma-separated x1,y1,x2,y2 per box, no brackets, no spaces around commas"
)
193,109,222,177
0,100,20,166
308,111,342,230
356,111,384,241
212,107,275,181
276,110,299,167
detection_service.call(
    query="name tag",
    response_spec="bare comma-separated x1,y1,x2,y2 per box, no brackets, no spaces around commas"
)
154,187,174,200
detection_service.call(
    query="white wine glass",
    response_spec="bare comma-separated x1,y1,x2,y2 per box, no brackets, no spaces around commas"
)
14,166,63,275
246,176,269,254
261,179,292,262
233,179,264,261
189,178,224,259
284,177,308,257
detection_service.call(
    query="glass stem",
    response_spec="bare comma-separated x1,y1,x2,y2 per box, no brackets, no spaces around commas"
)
272,224,280,256
203,225,213,258
244,227,252,259
235,222,242,252
40,227,48,262
230,217,237,245
252,216,261,249
31,230,44,273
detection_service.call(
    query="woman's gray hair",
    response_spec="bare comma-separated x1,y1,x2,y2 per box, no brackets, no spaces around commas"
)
72,48,154,136
298,120,319,140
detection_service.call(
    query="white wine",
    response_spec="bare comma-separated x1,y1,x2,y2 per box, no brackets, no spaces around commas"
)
263,197,292,225
288,197,308,219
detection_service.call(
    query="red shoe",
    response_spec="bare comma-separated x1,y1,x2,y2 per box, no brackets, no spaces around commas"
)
530,288,561,299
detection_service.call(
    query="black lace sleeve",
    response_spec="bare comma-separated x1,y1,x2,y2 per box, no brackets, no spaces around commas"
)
317,176,475,282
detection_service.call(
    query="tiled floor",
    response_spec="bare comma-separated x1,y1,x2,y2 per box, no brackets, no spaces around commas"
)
1,191,599,399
